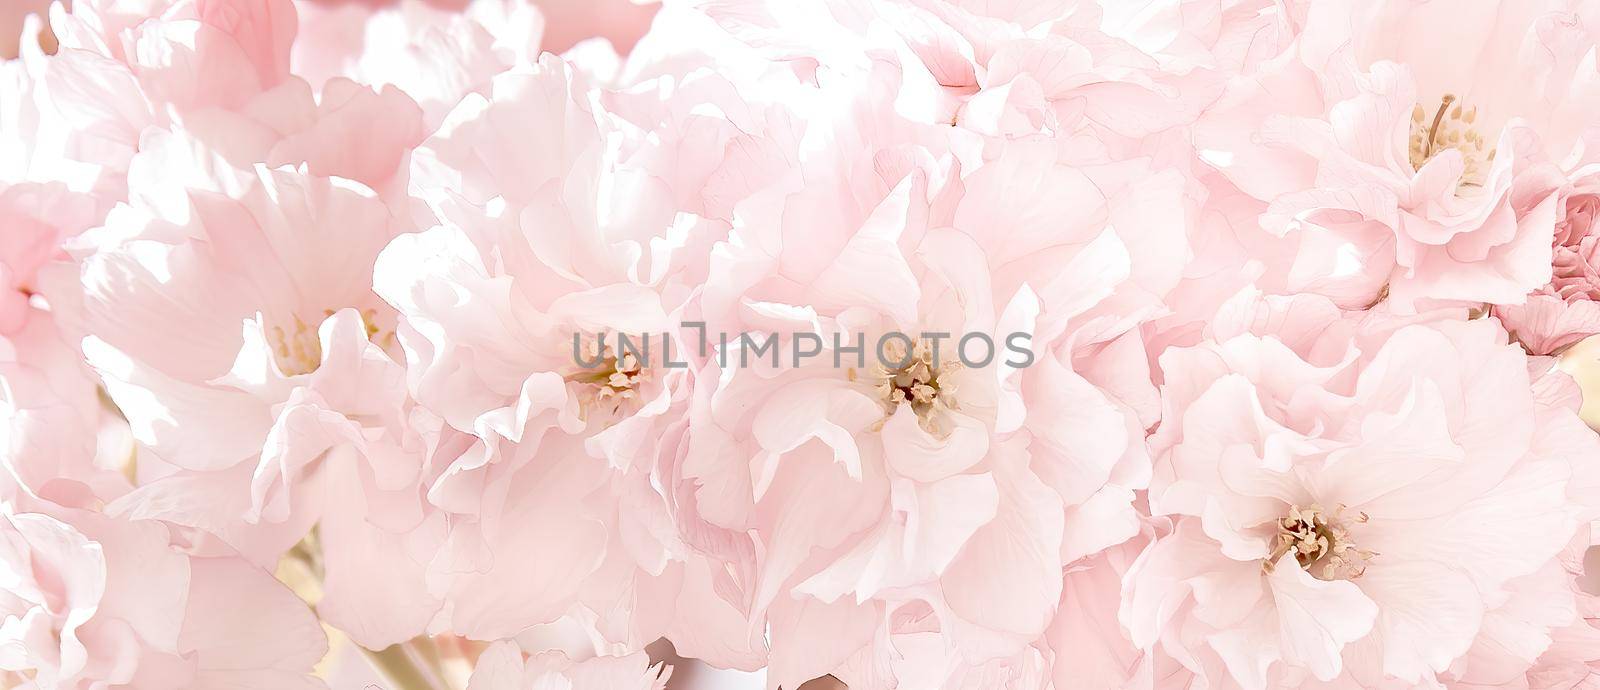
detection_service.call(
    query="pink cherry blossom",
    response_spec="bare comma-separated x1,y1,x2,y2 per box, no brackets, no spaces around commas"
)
1498,164,1600,355
0,507,327,689
0,183,94,335
2,0,1600,687
291,0,544,127
663,45,1191,680
1194,0,1600,312
700,0,1234,144
1130,291,1600,687
55,132,453,651
373,48,771,660
465,641,669,690
0,311,130,510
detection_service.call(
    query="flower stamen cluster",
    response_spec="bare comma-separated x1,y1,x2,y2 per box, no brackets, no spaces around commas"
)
1408,94,1494,190
1266,503,1376,580
866,338,960,431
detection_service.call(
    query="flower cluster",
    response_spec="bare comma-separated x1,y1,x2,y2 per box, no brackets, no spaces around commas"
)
4,0,1600,688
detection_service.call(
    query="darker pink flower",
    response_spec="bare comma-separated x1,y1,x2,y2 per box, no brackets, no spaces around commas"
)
1498,166,1600,354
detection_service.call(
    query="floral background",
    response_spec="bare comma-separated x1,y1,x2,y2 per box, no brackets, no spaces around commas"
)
4,0,1600,688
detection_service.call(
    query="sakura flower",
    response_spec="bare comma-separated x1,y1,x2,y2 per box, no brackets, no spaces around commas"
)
1195,0,1600,311
69,137,403,478
0,13,150,213
24,0,424,215
0,311,130,509
1046,522,1205,690
246,76,428,198
49,0,297,111
464,641,669,690
674,59,1186,680
1498,163,1600,355
380,51,693,493
57,134,453,650
291,0,544,127
1094,0,1304,81
530,0,659,55
1449,535,1600,688
0,507,328,690
1129,293,1600,687
0,511,119,689
21,0,295,197
700,0,1237,144
374,51,756,656
8,0,1600,684
0,181,128,511
0,183,94,336
768,597,1051,690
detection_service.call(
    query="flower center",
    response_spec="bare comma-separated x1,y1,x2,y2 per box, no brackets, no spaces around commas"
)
1267,504,1375,580
267,308,384,377
858,338,960,432
565,337,649,414
269,316,321,377
1408,94,1495,190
